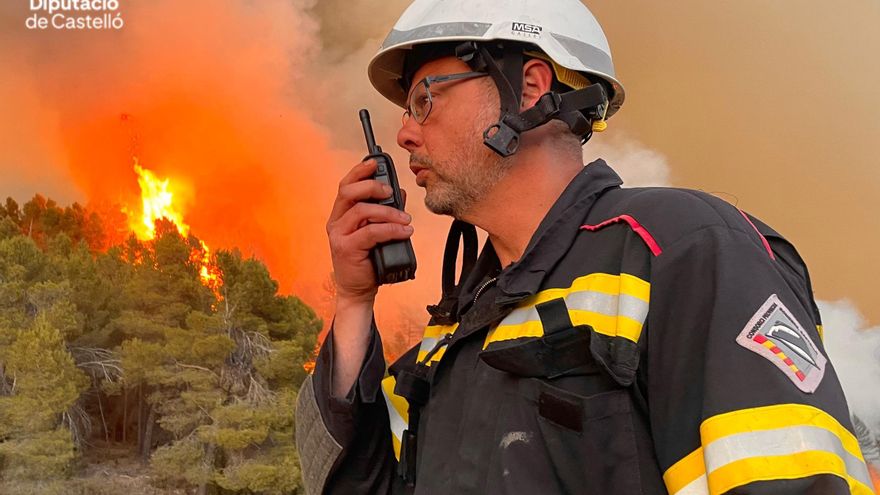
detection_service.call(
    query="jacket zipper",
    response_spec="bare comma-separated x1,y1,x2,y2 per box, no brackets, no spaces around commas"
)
473,276,498,305
418,277,497,367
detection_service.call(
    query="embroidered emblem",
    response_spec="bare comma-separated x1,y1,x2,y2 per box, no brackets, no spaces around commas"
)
736,294,826,393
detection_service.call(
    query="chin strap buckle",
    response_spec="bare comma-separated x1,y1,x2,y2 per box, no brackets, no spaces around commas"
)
483,121,521,157
483,92,563,157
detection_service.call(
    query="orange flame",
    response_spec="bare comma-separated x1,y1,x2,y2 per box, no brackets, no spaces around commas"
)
128,158,221,295
130,158,189,240
195,239,223,296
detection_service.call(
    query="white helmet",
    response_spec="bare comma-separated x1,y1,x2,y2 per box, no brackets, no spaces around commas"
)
368,0,625,120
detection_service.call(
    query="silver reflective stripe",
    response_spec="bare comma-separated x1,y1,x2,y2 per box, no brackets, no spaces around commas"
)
704,425,874,490
675,475,709,495
550,32,616,77
382,22,492,48
497,290,648,328
295,375,343,495
382,380,407,450
419,336,438,354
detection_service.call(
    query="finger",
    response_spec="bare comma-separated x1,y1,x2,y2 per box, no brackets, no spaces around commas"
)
329,179,393,222
334,202,411,235
328,160,378,220
339,159,377,187
346,222,414,251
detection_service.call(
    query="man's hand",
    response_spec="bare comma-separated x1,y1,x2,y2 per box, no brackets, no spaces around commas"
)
327,158,412,303
326,159,412,397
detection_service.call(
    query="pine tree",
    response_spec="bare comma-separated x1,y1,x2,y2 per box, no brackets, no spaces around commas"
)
148,247,320,493
0,196,322,494
0,316,89,480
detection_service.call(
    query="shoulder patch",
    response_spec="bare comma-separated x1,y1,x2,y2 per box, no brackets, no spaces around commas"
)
736,294,826,393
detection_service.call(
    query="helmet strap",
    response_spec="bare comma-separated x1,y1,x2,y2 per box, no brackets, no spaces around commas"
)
454,41,609,157
426,219,478,325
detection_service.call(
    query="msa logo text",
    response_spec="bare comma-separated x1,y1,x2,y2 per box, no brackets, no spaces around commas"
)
511,22,542,37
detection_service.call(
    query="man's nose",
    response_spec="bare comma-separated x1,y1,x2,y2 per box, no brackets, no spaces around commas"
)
397,115,424,153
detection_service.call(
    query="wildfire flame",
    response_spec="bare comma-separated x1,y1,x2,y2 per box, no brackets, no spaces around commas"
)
131,158,190,239
128,158,222,296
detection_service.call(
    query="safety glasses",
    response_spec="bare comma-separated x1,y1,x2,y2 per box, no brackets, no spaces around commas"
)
402,71,489,125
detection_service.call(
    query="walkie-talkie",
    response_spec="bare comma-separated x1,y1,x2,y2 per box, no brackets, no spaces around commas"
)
359,109,417,284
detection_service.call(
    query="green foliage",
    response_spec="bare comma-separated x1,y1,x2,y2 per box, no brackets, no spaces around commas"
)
0,195,322,493
0,319,88,481
2,318,90,434
0,217,18,240
150,435,209,486
0,195,105,251
214,447,302,495
0,428,78,481
119,338,166,385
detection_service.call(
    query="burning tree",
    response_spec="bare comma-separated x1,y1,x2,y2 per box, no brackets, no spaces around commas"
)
0,175,320,494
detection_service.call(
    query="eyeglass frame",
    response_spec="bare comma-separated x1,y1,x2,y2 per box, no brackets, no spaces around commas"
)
402,71,489,125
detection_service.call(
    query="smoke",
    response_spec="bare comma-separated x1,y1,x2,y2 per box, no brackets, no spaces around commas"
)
0,35,80,204
0,1,341,310
0,0,446,340
584,132,671,187
819,299,880,432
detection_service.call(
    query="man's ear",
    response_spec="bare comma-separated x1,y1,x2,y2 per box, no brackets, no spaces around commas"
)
521,59,555,110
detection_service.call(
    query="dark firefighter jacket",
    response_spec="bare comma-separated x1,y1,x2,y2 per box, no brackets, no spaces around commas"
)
295,160,875,495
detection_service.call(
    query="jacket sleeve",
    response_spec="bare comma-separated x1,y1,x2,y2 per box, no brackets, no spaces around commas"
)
295,319,409,495
644,223,875,495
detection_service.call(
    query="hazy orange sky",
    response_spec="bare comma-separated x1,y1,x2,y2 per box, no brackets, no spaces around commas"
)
1,0,878,332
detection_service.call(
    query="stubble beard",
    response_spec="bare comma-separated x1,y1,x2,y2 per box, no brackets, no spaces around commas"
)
413,104,512,218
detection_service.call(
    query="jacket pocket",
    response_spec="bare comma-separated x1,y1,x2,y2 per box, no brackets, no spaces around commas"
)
479,324,600,378
478,328,643,495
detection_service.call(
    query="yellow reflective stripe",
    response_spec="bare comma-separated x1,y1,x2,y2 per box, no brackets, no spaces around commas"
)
664,447,707,495
416,345,448,365
523,273,618,305
664,404,872,495
817,324,824,341
520,272,650,305
569,309,645,342
483,272,650,348
620,273,651,302
700,404,863,459
380,375,408,461
486,311,644,348
387,323,457,459
711,450,874,495
485,320,545,346
415,323,457,366
422,323,457,340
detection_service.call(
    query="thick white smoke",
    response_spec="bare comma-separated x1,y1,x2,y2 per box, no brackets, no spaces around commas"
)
819,299,880,433
583,132,671,187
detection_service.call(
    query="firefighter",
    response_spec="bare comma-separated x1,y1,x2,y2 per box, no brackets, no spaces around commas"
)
296,0,875,494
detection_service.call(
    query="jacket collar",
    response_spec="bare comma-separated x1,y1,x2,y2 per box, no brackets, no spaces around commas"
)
456,159,623,312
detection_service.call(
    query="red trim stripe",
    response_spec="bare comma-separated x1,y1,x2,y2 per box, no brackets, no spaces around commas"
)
739,209,775,260
580,214,663,256
754,333,806,380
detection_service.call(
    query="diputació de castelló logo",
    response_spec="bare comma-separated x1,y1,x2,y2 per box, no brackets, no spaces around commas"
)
26,0,124,30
